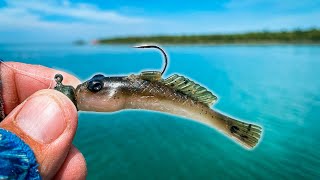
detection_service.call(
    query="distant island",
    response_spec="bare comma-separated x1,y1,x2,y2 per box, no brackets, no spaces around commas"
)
97,29,320,44
73,40,86,45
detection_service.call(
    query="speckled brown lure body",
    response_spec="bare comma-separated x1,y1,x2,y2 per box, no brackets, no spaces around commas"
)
73,73,262,149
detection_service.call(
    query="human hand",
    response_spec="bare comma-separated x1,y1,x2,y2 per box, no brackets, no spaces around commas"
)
0,62,87,179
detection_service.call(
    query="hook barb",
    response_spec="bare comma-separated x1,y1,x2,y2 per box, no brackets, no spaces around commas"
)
134,45,168,75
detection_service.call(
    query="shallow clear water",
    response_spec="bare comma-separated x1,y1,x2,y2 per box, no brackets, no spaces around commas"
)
1,44,320,179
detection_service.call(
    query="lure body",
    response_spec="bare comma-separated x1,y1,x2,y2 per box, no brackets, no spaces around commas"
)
72,72,262,149
54,45,262,149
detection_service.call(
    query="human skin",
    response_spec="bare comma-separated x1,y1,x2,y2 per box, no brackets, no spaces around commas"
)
0,62,87,180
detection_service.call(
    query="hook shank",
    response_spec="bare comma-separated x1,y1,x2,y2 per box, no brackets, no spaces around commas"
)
134,45,168,75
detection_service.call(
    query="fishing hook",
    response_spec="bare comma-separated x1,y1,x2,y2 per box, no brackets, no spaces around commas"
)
134,45,168,75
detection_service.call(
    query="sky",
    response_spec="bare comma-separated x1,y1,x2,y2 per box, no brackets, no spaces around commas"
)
0,0,319,43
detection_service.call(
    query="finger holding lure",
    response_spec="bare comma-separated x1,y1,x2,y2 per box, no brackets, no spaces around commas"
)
54,45,262,149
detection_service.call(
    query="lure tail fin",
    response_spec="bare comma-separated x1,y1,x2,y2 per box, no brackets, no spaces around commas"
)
227,117,262,149
215,112,262,149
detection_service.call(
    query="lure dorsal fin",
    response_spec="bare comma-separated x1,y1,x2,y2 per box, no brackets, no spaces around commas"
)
163,74,218,106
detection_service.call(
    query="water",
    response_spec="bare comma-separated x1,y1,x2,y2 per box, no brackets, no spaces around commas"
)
1,44,320,179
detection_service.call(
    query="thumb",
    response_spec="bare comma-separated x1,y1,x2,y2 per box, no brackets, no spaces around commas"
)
0,89,78,179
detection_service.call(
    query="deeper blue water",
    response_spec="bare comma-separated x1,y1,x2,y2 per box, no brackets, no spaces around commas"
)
1,44,320,179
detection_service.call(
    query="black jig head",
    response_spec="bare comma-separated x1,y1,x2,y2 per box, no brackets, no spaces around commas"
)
54,74,77,108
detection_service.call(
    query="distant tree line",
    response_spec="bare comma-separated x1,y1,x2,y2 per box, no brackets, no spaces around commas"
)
97,29,320,44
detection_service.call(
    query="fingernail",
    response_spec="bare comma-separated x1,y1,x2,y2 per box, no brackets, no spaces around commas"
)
16,95,66,143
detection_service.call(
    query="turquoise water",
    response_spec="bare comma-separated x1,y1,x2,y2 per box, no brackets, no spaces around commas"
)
1,44,320,179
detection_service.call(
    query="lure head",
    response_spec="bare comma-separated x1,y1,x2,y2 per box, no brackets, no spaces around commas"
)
75,74,126,112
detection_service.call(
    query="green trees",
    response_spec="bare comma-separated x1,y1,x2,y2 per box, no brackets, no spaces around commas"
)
98,29,320,44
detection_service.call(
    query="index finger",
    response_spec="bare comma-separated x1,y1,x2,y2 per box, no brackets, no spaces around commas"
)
0,61,80,116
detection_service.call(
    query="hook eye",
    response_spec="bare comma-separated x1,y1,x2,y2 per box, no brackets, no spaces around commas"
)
88,80,103,92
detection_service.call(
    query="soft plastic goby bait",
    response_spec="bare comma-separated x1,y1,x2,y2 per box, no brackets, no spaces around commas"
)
54,45,262,149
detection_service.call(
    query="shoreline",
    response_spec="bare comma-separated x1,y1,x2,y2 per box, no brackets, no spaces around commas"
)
97,29,320,45
95,42,320,46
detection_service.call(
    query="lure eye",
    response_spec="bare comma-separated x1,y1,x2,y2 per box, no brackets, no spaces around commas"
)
88,80,103,92
87,74,105,92
92,74,105,79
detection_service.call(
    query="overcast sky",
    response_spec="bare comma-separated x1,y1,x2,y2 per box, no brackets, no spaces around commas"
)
0,0,319,43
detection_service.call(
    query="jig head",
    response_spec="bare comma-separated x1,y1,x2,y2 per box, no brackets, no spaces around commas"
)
54,74,77,107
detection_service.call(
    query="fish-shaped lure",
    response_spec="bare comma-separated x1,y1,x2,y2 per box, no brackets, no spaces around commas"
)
54,45,262,149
